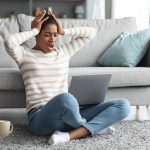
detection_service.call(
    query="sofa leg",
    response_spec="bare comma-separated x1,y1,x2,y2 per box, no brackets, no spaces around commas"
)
146,105,150,119
136,105,139,110
135,105,139,120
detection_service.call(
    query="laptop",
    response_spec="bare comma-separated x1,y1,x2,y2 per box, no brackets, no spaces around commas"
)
68,74,112,106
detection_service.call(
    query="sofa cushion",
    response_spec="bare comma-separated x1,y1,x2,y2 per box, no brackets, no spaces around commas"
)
2,67,150,90
0,16,19,68
97,29,150,67
17,14,137,67
0,68,24,90
0,16,19,40
17,14,36,48
68,67,150,88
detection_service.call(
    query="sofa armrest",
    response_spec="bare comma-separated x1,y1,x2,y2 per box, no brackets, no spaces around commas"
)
138,44,150,67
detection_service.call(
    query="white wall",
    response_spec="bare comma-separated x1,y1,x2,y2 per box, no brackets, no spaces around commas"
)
85,0,105,19
111,0,149,29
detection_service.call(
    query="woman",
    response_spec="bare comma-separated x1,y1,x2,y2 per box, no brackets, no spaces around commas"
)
5,10,131,145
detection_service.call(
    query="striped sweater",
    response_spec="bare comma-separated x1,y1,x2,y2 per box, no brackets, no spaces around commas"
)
5,27,96,112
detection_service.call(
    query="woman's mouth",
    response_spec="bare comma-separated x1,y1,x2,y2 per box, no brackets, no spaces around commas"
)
47,45,55,51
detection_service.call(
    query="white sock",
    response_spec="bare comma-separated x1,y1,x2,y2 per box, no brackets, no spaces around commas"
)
97,126,115,135
53,130,62,135
48,130,70,145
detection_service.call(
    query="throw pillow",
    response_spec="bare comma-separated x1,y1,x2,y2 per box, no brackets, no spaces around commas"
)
17,14,36,48
96,29,150,67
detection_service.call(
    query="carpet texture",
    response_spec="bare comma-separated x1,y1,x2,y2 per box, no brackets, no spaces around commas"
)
1,121,150,150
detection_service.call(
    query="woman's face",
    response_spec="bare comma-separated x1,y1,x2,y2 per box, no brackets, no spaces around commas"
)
35,24,58,53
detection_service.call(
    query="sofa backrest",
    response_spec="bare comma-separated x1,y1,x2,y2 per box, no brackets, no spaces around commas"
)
17,14,137,67
0,15,138,68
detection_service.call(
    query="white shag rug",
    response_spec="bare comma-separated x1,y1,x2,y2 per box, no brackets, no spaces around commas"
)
1,120,150,150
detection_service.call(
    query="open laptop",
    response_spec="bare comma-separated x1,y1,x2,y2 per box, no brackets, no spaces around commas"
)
68,74,112,106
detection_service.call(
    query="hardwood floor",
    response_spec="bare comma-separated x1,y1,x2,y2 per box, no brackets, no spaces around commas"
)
125,106,150,120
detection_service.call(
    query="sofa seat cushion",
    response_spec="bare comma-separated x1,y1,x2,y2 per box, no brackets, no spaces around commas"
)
0,68,24,90
1,67,150,90
69,67,150,88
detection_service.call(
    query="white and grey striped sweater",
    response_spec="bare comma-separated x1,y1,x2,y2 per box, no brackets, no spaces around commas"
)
5,27,96,112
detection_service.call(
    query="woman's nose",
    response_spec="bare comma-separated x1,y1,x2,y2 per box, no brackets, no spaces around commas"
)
49,36,55,42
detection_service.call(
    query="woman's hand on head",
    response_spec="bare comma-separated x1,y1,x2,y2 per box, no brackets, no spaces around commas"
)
50,12,65,35
31,10,49,32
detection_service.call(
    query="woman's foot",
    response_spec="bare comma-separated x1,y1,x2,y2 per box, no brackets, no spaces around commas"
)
48,130,70,145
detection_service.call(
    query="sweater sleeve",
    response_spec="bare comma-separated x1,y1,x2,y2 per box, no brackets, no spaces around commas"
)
58,27,97,58
5,28,39,65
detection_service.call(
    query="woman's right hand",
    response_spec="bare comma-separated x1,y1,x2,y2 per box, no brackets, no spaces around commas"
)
31,10,48,32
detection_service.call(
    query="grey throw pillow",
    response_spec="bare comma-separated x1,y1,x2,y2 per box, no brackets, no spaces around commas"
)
0,16,19,40
17,14,36,48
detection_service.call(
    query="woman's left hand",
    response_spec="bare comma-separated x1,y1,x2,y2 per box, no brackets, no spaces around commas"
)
50,12,65,35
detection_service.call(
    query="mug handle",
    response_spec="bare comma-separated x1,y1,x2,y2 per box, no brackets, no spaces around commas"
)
9,123,13,134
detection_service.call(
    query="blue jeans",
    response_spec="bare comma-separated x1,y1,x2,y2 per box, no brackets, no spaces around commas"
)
27,92,131,136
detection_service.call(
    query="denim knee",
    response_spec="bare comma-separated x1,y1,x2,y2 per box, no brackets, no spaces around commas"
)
55,92,79,108
116,99,131,119
55,93,86,127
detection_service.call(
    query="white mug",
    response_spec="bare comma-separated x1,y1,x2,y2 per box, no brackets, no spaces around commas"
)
0,120,13,138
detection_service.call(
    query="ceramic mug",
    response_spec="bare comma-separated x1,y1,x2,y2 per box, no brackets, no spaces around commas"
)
0,120,13,138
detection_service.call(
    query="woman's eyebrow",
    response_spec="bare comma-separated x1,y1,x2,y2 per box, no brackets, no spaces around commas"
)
45,32,58,34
